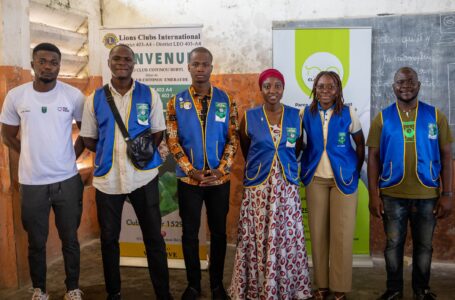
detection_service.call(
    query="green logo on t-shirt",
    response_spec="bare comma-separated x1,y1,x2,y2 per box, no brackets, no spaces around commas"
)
402,121,415,142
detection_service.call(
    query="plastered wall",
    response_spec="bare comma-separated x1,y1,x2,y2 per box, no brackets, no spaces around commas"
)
101,0,455,74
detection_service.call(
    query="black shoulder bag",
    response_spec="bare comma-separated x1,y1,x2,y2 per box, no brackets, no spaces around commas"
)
103,84,156,169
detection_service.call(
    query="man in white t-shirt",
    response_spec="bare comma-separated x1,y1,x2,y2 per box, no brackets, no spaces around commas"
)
0,43,85,300
80,44,171,300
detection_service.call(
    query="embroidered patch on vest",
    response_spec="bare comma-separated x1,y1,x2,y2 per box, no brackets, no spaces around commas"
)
136,103,149,125
337,132,346,146
428,123,438,140
41,106,47,113
286,127,297,147
215,102,227,122
183,101,192,110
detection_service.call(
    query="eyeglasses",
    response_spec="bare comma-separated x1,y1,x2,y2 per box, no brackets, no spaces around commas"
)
316,84,336,91
394,79,418,86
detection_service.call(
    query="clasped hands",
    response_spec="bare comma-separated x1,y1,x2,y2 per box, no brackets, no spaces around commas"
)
189,169,223,186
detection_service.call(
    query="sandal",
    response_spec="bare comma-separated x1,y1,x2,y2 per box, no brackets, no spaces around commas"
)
334,293,346,300
313,289,329,300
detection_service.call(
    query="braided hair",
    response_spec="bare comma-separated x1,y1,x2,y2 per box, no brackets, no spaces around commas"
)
309,71,344,115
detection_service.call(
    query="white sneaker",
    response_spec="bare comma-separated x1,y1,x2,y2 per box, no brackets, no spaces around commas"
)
31,288,49,300
64,289,83,300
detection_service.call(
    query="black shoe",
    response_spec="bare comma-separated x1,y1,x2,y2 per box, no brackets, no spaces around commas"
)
107,293,121,300
181,286,201,300
377,290,403,300
158,293,174,300
414,289,437,300
211,286,229,300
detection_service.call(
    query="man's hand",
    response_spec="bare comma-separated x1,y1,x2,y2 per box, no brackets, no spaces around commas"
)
188,169,207,182
199,169,223,187
433,194,453,219
369,193,384,219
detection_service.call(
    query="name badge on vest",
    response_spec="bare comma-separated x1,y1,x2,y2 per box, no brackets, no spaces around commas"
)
428,123,438,140
136,103,150,125
337,132,346,147
286,127,297,147
215,102,227,122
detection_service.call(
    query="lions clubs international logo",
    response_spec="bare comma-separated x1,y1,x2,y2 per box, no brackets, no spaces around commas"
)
103,33,119,49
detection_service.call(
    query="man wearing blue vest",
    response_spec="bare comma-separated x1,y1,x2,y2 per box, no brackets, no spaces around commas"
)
80,44,171,300
367,67,453,300
166,47,238,300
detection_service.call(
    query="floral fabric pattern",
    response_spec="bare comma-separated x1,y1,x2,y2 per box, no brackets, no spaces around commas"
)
229,125,312,300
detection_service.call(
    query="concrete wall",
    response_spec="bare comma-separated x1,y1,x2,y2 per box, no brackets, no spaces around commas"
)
31,0,102,76
0,0,30,68
101,0,455,74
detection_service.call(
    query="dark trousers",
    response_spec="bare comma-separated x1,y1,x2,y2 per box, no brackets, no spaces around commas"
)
382,196,437,294
95,177,170,299
20,174,83,291
177,180,230,290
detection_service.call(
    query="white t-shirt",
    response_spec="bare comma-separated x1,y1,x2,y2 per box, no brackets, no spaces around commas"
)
0,81,85,185
80,81,166,195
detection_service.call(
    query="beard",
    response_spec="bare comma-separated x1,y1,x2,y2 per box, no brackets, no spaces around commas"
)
37,76,57,84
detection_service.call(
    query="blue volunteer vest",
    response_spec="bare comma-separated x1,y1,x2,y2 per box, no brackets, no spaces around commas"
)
244,105,301,187
93,82,162,177
174,87,230,177
379,101,440,188
301,105,359,194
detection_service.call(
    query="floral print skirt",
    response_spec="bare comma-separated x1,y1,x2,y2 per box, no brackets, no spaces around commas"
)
229,159,312,300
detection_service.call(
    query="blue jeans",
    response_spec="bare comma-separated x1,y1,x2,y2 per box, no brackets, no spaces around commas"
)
382,196,437,294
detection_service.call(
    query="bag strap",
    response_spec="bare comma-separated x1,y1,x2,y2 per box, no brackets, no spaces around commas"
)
103,84,131,142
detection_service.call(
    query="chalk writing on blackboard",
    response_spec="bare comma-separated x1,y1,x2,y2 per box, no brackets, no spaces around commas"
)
449,63,455,125
439,13,455,44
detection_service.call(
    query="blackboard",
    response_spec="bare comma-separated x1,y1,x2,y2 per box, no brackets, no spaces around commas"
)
274,13,455,154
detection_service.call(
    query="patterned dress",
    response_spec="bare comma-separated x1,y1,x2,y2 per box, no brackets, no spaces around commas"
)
229,125,312,300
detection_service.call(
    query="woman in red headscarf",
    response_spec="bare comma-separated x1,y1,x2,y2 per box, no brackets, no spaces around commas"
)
229,69,312,299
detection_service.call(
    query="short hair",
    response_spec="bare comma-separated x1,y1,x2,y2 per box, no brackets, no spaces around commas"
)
394,67,418,81
32,43,61,59
109,44,135,57
189,47,213,63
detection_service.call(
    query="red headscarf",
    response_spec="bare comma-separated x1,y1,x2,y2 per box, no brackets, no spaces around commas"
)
258,68,285,90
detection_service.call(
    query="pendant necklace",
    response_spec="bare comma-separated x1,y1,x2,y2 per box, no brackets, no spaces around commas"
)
401,107,414,118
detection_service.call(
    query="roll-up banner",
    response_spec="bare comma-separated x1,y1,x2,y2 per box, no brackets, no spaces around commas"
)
273,28,372,265
100,25,206,269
